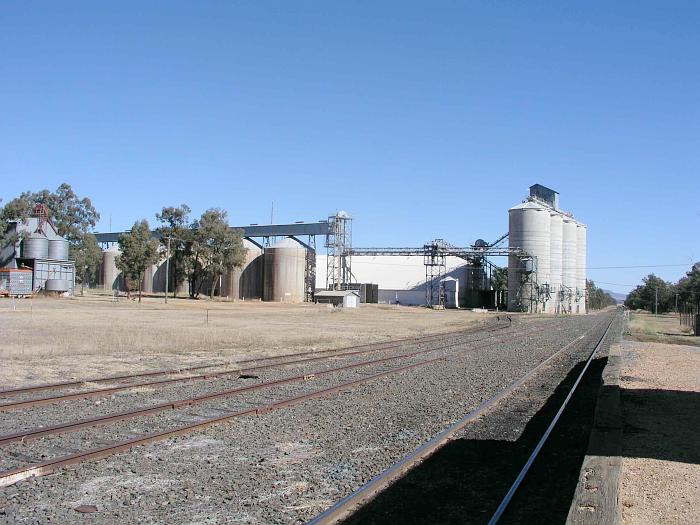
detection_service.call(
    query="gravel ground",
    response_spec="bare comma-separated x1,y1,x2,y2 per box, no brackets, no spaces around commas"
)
1,313,610,524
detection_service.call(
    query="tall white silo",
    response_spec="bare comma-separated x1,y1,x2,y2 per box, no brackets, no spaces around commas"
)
561,218,578,314
576,222,587,314
102,246,122,291
549,212,564,314
508,201,551,312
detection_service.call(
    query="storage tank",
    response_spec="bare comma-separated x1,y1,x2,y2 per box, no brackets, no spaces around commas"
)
46,279,71,292
102,246,122,291
263,237,309,303
142,263,158,294
508,200,551,312
22,233,49,259
549,212,564,313
576,222,587,314
225,239,264,300
561,218,578,314
48,238,70,260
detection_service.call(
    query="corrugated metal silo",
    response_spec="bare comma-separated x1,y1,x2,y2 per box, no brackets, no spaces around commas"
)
561,218,578,314
508,201,551,312
102,246,122,291
22,234,49,259
48,238,70,260
226,239,264,300
576,222,587,314
263,237,308,303
549,212,564,313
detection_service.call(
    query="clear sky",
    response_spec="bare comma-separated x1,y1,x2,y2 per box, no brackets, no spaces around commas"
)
2,1,698,295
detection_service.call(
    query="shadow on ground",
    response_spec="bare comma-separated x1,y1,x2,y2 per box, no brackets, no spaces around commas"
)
341,357,608,525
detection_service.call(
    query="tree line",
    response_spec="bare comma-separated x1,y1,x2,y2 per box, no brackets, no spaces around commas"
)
1,184,246,302
624,263,700,313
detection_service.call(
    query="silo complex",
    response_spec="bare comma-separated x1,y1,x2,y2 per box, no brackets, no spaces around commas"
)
508,184,587,314
549,212,563,313
508,201,551,313
225,239,264,300
575,222,587,313
561,218,578,313
263,237,310,303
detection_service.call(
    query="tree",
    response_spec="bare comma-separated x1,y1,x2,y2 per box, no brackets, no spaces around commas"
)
1,183,99,243
625,274,674,313
155,204,192,297
191,209,246,299
1,184,101,274
116,220,159,303
675,262,700,308
72,234,102,294
491,267,508,291
586,279,617,310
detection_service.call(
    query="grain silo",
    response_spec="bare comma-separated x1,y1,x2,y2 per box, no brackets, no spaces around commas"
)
48,238,69,260
549,212,564,313
102,246,122,291
575,222,587,314
22,233,49,259
561,218,578,314
508,200,551,312
263,237,309,303
142,263,158,294
226,239,264,300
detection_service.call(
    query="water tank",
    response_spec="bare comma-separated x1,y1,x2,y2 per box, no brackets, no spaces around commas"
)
48,238,70,260
549,212,564,313
22,234,49,259
102,246,122,291
576,222,587,314
46,279,71,292
508,201,551,312
263,238,308,302
561,218,578,314
226,239,264,300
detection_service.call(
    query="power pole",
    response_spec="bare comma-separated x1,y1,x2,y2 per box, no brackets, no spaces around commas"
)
164,236,171,304
655,287,658,316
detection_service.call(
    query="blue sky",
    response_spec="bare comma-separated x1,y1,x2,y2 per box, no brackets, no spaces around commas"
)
2,1,698,295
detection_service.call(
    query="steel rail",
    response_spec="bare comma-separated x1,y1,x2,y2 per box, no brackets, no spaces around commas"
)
0,322,504,397
0,324,502,397
0,326,541,446
0,319,598,488
306,314,614,525
485,314,617,525
0,324,515,411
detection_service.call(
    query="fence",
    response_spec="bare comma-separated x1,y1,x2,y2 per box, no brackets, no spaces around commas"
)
679,305,699,336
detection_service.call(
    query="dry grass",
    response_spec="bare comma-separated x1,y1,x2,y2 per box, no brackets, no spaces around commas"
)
627,311,699,347
0,293,495,386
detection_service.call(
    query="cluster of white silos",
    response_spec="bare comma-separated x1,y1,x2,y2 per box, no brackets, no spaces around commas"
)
507,188,587,314
100,237,312,302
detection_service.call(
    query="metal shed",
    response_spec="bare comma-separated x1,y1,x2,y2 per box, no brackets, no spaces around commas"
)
315,290,360,308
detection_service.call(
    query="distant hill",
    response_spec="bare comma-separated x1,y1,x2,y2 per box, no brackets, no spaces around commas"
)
603,289,628,304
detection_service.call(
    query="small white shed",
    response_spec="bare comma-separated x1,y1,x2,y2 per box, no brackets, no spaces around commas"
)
315,290,360,308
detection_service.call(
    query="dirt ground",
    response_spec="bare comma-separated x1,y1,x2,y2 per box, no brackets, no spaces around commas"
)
0,293,501,387
618,312,700,525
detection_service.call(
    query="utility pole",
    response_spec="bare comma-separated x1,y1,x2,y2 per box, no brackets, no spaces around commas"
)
164,236,171,304
655,287,658,316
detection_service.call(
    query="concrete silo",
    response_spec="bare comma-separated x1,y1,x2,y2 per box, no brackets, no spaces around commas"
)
575,222,587,314
561,218,578,314
263,237,309,303
225,239,264,300
508,201,551,312
102,246,122,291
142,263,158,294
549,212,564,313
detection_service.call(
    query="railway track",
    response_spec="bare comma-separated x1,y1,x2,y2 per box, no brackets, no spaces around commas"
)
0,317,586,487
307,312,619,525
0,321,514,411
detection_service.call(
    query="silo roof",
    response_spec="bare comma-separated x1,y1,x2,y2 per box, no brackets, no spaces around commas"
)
270,237,304,249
